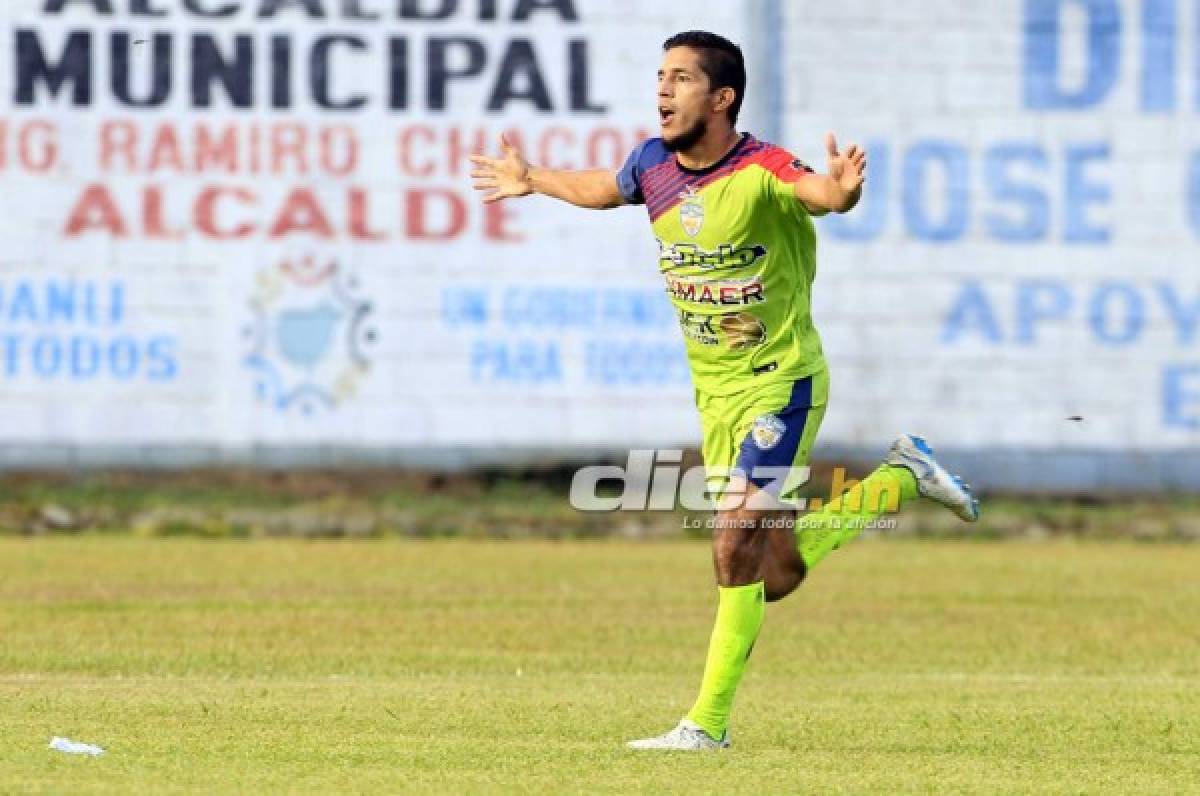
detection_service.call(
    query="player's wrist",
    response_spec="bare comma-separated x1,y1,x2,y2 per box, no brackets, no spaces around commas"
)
834,182,861,212
525,166,545,196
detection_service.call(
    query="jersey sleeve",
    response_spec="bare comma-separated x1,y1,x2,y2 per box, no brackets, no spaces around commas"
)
757,145,815,217
616,139,653,205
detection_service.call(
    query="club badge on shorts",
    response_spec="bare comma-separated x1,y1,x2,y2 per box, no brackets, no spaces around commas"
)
679,186,704,238
750,414,787,450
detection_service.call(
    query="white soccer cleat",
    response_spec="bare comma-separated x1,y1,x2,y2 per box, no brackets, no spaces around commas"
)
626,719,730,750
886,434,980,522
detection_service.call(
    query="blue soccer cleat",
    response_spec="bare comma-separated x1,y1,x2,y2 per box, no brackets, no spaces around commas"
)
885,434,980,522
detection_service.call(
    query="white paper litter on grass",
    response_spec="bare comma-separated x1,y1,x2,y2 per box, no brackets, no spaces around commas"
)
48,737,105,756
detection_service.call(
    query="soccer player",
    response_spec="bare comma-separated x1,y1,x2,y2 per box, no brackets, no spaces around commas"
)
471,30,979,750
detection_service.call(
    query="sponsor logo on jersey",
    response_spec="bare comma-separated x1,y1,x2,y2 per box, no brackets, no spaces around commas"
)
677,310,767,350
677,310,720,346
750,414,787,450
679,186,704,237
719,312,766,350
657,240,768,271
664,275,765,307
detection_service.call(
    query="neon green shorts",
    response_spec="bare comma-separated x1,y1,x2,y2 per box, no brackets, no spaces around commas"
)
695,368,829,507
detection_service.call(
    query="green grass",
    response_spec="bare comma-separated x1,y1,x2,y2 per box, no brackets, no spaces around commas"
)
1,538,1198,793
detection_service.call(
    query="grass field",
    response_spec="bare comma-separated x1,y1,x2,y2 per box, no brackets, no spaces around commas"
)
1,538,1198,794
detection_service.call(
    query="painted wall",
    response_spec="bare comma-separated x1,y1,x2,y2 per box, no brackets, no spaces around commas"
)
0,0,1194,489
780,0,1198,488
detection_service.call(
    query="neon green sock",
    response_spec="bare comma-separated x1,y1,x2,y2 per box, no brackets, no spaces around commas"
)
686,581,765,739
796,464,918,570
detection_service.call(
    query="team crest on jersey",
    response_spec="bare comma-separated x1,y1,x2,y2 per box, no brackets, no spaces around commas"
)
679,186,704,237
750,414,787,450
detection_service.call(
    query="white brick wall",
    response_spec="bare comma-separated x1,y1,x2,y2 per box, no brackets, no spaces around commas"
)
0,0,1194,483
783,0,1200,455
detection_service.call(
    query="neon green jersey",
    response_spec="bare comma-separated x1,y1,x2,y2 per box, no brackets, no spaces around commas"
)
618,134,826,396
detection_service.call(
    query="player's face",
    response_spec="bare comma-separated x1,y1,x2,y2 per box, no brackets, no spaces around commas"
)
657,47,714,151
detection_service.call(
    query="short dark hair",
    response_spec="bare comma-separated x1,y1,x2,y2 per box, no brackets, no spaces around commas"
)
663,31,746,124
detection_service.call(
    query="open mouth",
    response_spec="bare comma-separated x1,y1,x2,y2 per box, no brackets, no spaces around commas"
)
659,108,675,126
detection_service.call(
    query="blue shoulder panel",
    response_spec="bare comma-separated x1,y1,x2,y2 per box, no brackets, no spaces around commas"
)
616,138,671,205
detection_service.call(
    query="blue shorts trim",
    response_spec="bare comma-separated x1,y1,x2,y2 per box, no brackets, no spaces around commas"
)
734,377,814,491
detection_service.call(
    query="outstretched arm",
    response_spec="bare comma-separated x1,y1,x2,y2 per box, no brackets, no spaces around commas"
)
471,135,625,210
791,133,866,216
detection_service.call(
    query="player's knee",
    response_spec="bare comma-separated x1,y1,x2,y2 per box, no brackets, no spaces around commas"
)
712,509,771,580
713,521,759,558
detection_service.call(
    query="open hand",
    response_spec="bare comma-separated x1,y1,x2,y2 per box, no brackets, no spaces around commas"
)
470,135,533,203
825,132,866,194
